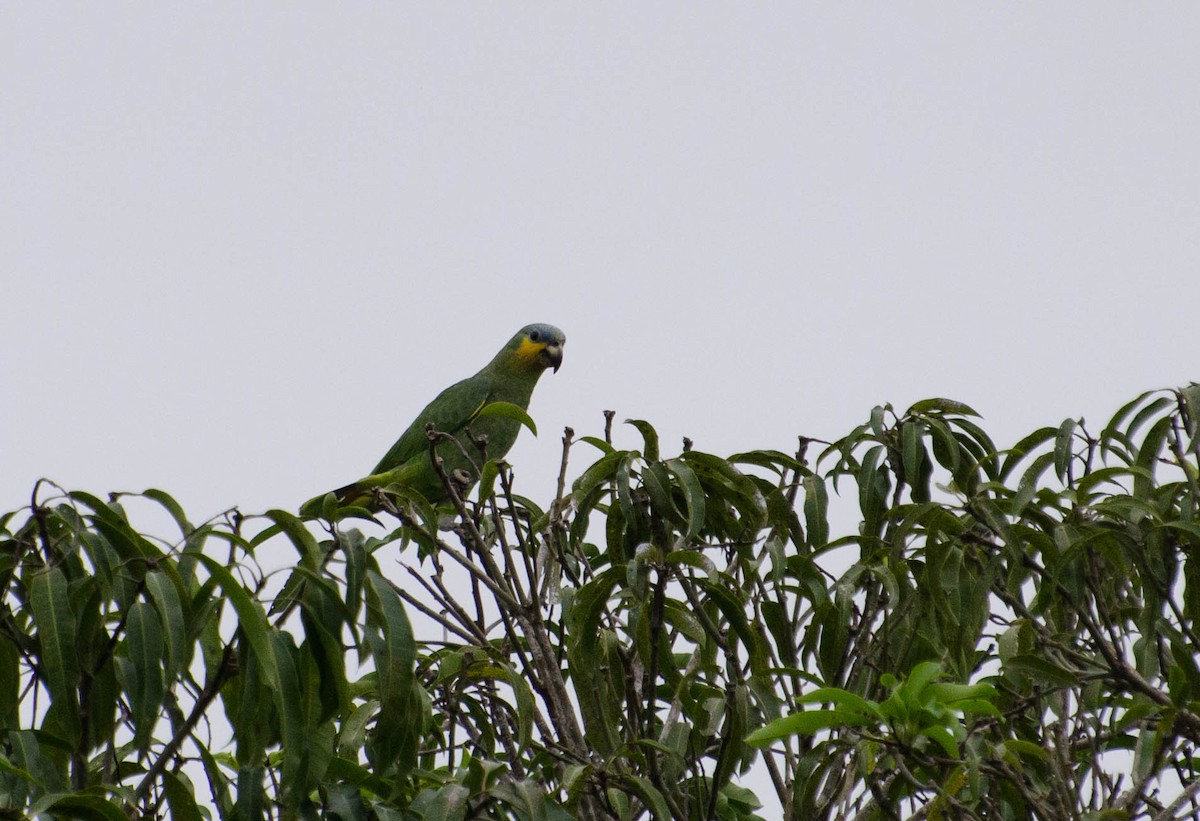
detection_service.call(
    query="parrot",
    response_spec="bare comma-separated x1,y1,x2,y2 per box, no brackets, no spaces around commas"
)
302,323,565,515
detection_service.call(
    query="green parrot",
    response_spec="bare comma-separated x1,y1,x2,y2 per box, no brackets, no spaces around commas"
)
302,323,565,515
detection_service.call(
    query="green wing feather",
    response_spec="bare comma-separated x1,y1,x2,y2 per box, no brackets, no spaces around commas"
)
302,323,565,516
371,374,493,473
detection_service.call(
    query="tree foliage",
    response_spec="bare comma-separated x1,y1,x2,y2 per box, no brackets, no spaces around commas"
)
2,386,1200,819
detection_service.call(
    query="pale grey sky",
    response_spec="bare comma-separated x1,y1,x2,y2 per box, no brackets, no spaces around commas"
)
3,5,1197,519
3,6,1198,816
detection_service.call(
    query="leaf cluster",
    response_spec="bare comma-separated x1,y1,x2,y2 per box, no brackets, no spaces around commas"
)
1,386,1199,820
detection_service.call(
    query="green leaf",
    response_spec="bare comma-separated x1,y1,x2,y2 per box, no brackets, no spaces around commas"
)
1053,418,1077,482
621,774,674,821
919,724,959,757
662,547,715,573
578,435,615,454
0,635,19,727
324,783,370,820
1181,383,1200,446
41,794,130,821
662,597,708,644
270,632,307,806
141,488,195,536
409,782,470,820
949,698,1001,717
198,745,234,817
625,419,660,462
869,405,887,438
235,765,265,821
999,426,1058,481
1005,654,1081,686
477,459,500,501
257,509,322,570
1014,452,1056,516
665,458,706,541
947,416,996,466
299,583,350,722
761,600,796,667
926,417,961,475
857,445,890,538
901,661,943,701
1074,465,1150,500
161,769,206,821
364,570,418,775
1126,395,1174,442
925,682,999,705
502,662,536,752
1099,391,1153,460
901,420,928,500
907,398,981,417
193,553,279,693
324,756,391,798
566,569,624,757
571,449,627,498
728,449,805,474
9,728,66,793
144,569,188,683
69,491,164,563
29,567,79,738
1003,738,1049,763
695,579,757,657
972,497,1015,553
746,709,876,746
476,401,537,436
803,475,829,548
681,450,767,531
797,687,882,719
712,685,750,790
123,601,165,747
1134,416,1172,500
643,461,684,529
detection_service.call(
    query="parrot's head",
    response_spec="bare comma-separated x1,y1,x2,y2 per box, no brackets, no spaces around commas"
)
508,323,566,374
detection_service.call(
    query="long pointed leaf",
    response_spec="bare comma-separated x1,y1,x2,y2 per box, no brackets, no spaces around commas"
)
29,567,79,740
194,554,278,693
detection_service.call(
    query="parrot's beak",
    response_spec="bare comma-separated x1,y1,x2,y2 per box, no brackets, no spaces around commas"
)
545,343,563,373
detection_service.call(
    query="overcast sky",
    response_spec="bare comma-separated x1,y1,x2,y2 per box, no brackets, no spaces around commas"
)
3,6,1198,815
5,6,1198,519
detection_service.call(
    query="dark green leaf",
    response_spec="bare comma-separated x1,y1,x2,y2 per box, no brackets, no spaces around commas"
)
29,567,79,739
1133,416,1172,500
1053,418,1077,483
476,401,537,436
907,398,981,417
621,774,674,821
901,421,926,497
1005,654,1081,686
746,709,876,746
161,769,206,821
578,435,615,454
625,419,660,462
665,458,706,541
364,570,418,775
999,426,1058,481
803,475,829,548
796,687,881,718
123,601,165,747
42,794,130,821
257,509,322,570
144,569,188,683
194,553,279,693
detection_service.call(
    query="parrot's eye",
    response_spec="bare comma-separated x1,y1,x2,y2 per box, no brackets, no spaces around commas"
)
529,330,541,342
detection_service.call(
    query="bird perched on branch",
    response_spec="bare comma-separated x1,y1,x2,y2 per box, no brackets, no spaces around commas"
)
302,323,565,515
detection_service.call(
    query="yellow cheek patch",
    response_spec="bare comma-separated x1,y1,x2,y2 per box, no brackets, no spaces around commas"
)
516,338,548,364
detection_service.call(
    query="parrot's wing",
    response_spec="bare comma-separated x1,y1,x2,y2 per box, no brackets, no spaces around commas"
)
371,374,493,474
